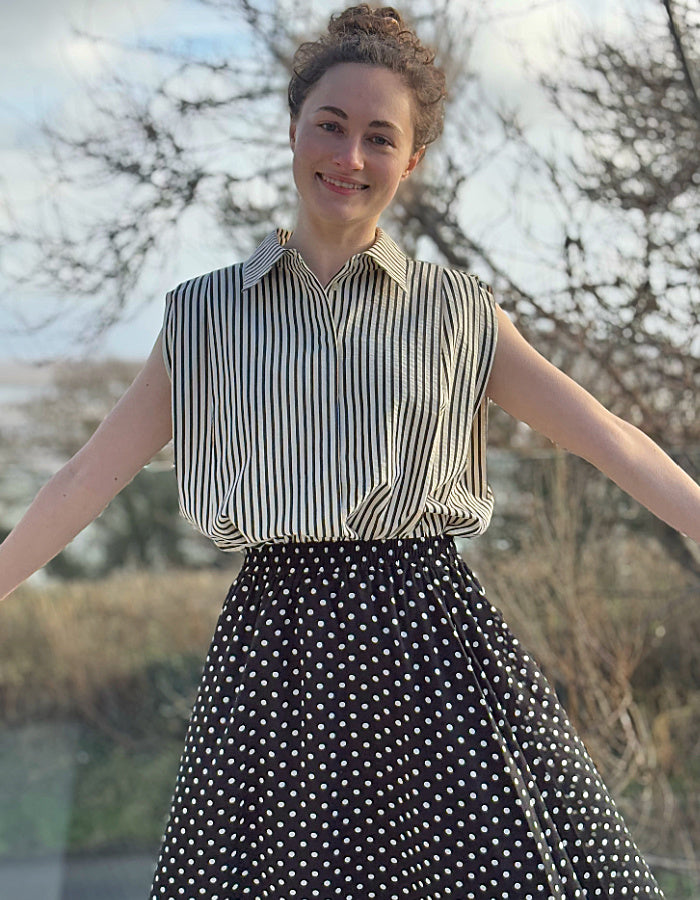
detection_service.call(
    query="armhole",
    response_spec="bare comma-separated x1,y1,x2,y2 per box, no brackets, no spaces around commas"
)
162,289,176,380
473,276,498,410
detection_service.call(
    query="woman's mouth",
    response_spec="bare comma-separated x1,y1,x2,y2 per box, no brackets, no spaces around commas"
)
318,173,368,193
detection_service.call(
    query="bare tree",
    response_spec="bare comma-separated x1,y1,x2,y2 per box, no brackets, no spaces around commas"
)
510,0,700,576
3,1,696,421
394,1,700,442
3,0,697,559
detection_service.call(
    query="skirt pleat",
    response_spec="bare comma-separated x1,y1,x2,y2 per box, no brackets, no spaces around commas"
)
149,536,663,899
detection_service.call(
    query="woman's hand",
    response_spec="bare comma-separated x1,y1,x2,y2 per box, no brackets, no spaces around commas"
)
486,305,700,543
0,331,173,602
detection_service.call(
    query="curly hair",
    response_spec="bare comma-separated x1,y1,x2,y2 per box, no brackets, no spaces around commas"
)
288,5,446,152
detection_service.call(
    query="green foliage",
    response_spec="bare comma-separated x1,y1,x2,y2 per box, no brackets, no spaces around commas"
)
67,735,184,853
0,722,184,856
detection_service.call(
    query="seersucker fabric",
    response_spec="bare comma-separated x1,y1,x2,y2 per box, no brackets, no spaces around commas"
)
151,230,664,898
162,228,497,550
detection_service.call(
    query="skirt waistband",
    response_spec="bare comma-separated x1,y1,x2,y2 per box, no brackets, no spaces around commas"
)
243,535,459,566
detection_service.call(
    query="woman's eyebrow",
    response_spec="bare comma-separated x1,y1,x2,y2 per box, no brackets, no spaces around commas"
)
316,105,348,118
316,105,402,133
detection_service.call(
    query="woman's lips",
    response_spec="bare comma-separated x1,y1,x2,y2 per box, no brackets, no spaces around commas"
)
317,173,369,194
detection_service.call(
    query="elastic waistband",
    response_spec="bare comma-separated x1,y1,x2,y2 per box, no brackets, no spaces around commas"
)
243,535,458,565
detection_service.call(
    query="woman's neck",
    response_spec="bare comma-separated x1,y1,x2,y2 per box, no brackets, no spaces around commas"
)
284,218,378,287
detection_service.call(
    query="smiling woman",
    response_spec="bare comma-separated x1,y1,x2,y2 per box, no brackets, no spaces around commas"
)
286,62,424,283
1,3,699,899
281,3,444,284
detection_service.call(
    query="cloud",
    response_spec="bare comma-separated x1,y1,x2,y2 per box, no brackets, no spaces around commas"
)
1,0,171,69
0,0,181,136
468,0,651,130
0,0,233,209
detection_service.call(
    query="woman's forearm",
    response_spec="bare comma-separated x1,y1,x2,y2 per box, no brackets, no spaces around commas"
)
488,307,700,544
587,416,700,544
0,332,173,602
0,459,126,601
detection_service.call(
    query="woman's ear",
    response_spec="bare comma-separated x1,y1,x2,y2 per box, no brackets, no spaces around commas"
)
402,146,426,179
289,120,297,151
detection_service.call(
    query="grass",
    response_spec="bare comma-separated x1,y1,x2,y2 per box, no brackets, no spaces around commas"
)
0,568,238,858
656,870,700,899
0,568,238,726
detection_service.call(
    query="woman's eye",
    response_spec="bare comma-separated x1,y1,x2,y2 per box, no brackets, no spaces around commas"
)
320,122,340,132
371,135,392,147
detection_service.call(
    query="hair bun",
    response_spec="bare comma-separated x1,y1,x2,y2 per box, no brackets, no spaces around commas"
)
328,5,404,39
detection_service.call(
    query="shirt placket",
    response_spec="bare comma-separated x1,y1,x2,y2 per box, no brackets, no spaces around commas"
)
299,265,346,537
323,277,348,536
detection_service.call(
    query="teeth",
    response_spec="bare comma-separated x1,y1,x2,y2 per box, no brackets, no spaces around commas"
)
322,175,366,190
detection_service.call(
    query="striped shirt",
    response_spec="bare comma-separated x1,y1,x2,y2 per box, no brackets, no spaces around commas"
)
162,228,498,550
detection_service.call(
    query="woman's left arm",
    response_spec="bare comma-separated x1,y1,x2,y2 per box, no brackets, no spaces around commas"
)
486,305,700,544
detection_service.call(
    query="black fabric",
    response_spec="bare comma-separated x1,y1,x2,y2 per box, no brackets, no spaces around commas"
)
149,537,663,899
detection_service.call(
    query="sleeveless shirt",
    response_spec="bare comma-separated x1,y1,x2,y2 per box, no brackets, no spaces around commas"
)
162,228,498,550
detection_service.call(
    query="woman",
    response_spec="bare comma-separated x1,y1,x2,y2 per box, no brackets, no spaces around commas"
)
1,5,698,898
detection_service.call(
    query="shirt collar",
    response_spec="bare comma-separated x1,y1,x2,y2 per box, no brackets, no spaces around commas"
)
241,227,408,293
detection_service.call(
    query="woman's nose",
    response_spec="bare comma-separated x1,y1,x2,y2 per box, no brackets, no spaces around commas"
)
333,136,363,169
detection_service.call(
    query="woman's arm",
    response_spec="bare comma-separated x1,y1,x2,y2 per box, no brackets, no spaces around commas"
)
486,306,700,543
0,332,173,602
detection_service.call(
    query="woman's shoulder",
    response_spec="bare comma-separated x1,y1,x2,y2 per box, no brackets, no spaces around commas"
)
405,250,493,296
410,257,495,310
165,262,244,301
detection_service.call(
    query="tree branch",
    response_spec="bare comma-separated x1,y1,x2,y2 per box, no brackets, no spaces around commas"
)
662,0,700,122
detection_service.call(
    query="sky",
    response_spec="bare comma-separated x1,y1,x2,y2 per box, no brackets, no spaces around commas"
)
0,0,646,362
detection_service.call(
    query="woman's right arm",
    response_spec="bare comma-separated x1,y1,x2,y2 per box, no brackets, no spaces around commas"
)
0,331,173,602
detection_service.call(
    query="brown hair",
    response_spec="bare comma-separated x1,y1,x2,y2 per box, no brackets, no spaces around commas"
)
288,5,446,152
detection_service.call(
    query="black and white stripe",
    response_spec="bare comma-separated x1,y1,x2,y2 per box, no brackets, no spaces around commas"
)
163,229,498,550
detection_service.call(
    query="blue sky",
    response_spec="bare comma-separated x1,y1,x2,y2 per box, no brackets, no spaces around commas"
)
0,0,645,362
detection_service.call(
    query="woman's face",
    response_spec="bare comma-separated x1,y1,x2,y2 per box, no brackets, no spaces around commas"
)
289,62,424,238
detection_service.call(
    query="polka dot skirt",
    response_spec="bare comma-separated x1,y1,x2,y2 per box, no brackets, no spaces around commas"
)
149,536,663,899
